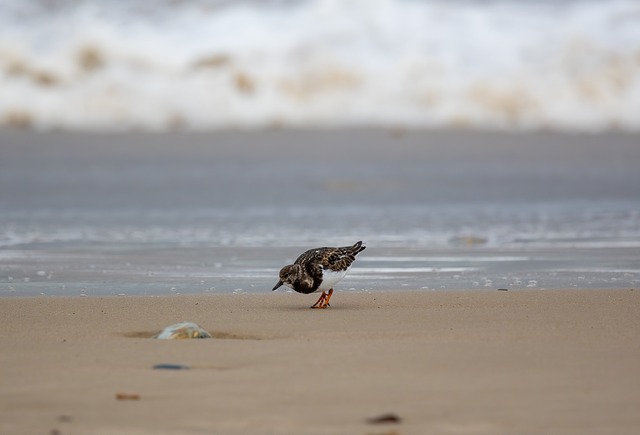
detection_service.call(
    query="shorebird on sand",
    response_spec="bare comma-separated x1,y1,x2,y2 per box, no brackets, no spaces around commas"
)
272,241,366,308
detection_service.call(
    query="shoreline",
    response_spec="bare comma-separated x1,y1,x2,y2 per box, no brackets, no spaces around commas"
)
1,289,638,434
2,128,640,296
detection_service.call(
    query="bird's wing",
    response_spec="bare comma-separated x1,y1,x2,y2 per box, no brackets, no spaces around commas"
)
324,247,357,271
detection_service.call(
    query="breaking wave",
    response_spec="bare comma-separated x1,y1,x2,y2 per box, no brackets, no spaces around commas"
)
1,0,639,131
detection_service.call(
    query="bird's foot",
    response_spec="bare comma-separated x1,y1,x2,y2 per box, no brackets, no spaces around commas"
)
310,289,333,309
310,292,327,309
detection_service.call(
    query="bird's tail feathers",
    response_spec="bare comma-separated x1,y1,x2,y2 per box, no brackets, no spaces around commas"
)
352,240,366,254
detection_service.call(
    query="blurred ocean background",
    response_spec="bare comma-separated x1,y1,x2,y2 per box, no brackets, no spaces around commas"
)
1,0,639,131
1,1,639,296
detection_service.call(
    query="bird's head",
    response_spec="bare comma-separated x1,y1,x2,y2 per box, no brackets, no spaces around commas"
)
272,264,300,291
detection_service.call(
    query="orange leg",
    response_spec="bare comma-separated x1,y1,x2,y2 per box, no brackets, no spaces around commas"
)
310,289,333,309
324,289,334,307
310,292,326,308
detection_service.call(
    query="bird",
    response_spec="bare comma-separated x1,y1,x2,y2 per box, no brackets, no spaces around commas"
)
272,241,366,308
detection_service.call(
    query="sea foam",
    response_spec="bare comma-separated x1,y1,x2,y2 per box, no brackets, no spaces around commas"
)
1,0,639,131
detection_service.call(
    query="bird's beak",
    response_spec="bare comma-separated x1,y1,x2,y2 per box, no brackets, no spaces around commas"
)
272,280,283,291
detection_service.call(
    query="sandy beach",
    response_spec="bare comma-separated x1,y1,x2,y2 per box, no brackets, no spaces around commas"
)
1,130,639,433
1,289,638,434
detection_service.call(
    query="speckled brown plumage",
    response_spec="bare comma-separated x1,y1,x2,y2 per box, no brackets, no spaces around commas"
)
272,241,366,308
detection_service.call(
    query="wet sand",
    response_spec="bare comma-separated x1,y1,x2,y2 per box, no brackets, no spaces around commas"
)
2,129,640,295
1,289,639,434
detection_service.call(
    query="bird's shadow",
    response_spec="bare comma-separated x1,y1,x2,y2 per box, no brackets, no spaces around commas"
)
270,303,365,312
